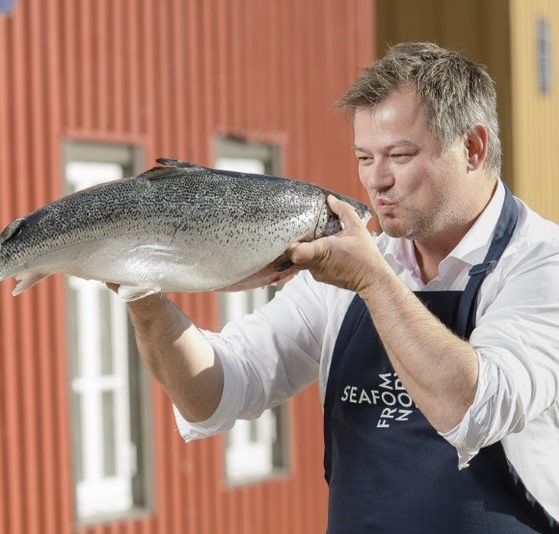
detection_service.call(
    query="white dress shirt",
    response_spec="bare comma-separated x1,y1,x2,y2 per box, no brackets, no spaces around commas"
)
175,181,559,520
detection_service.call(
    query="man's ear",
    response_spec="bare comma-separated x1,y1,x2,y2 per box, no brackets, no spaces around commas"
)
465,125,489,171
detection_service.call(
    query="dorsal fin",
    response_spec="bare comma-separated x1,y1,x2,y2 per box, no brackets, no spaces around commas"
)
0,218,24,245
156,158,208,170
136,158,210,181
136,167,177,181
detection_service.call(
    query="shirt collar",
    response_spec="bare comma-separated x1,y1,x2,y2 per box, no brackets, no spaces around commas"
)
446,179,505,266
382,180,505,273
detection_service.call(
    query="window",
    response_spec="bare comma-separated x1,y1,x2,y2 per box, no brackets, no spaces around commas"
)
215,137,290,484
64,143,152,521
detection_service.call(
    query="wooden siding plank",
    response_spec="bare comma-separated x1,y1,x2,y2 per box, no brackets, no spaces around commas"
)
44,8,71,523
231,0,245,131
0,14,9,534
199,435,213,534
202,0,215,160
169,404,184,534
80,0,94,130
29,1,59,532
215,0,230,130
52,275,75,534
171,0,187,157
61,0,77,129
143,0,158,149
12,4,39,533
186,0,202,159
96,0,109,132
126,0,141,137
210,435,224,534
153,386,169,534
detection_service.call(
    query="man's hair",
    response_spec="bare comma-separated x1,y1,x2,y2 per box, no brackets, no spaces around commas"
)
338,42,501,176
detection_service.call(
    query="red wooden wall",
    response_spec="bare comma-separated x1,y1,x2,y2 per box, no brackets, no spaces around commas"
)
0,1,374,532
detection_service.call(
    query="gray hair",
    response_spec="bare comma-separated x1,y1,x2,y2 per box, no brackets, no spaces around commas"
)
338,42,501,177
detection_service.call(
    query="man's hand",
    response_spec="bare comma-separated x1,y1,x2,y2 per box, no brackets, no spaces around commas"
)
287,195,381,295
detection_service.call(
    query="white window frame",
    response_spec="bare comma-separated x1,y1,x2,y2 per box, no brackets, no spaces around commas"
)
69,277,136,517
64,144,153,522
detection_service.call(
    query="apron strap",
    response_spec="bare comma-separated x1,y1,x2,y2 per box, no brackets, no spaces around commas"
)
454,184,519,338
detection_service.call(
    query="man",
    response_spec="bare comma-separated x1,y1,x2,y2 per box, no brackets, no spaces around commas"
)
122,43,559,532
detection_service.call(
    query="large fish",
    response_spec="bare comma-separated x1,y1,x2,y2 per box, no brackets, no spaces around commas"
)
0,158,371,300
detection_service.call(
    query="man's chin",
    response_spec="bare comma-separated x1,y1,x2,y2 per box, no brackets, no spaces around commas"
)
378,221,407,239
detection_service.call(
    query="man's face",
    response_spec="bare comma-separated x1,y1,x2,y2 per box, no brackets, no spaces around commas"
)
353,86,471,242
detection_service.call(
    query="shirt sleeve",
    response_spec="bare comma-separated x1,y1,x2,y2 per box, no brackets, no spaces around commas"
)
174,271,326,441
441,239,559,467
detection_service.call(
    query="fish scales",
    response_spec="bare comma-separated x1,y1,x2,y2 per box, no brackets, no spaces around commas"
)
0,159,371,295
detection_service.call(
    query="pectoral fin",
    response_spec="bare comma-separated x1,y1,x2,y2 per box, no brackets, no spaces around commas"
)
221,253,298,291
12,272,50,296
117,285,159,302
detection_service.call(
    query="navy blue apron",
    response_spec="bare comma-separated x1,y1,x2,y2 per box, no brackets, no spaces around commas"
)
324,186,559,533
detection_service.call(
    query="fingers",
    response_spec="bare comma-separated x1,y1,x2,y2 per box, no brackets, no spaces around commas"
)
327,195,364,232
287,238,329,266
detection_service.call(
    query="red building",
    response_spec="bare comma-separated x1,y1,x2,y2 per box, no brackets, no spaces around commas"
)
0,1,373,533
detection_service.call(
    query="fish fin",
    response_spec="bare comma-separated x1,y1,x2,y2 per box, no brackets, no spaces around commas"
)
155,158,208,170
221,254,299,291
136,167,178,181
0,218,25,245
272,254,294,272
117,285,159,302
136,160,209,182
12,272,50,296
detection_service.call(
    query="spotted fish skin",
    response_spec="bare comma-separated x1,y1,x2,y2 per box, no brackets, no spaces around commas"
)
0,159,371,295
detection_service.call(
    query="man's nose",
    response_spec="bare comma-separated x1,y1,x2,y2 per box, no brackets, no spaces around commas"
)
360,160,394,191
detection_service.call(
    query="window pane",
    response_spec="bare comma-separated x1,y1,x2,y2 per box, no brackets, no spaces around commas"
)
66,161,123,191
65,144,150,521
215,157,265,174
249,420,259,443
99,291,114,375
73,392,84,483
67,285,81,377
102,391,117,477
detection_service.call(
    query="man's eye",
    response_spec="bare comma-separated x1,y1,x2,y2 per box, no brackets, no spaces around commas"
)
390,153,412,159
358,156,372,162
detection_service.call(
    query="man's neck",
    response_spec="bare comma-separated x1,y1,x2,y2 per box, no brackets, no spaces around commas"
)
413,231,465,284
413,179,499,284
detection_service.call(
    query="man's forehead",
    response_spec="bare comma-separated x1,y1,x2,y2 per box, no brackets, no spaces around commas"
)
356,89,423,120
353,102,426,139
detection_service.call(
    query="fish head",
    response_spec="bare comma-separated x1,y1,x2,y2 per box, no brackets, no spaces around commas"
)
314,190,372,238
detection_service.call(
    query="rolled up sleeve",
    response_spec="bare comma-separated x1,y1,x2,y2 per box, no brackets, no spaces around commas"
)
174,271,326,441
440,240,559,467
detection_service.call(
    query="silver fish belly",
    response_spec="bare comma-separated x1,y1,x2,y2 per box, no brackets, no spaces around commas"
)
0,158,372,295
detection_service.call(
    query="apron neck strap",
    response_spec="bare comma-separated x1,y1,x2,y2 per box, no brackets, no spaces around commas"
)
455,184,519,338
